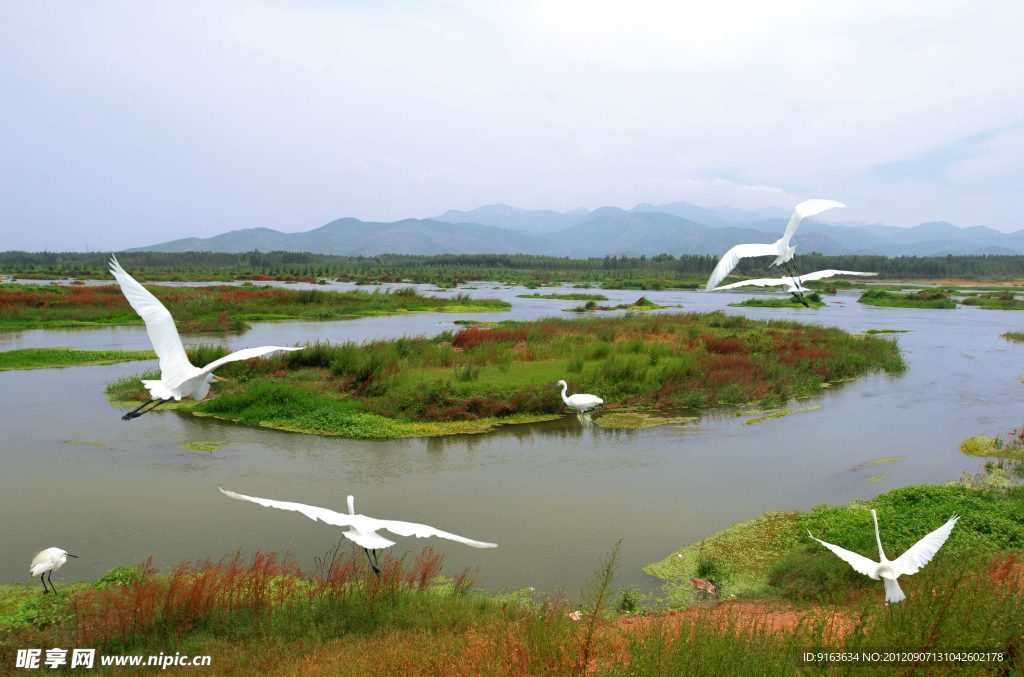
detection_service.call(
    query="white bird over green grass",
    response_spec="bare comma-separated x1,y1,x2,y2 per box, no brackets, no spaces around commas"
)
808,509,958,619
109,256,301,420
219,487,497,577
30,547,78,594
555,380,603,417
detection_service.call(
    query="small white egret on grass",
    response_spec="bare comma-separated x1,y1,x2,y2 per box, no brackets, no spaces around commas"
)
710,270,878,295
30,548,78,594
808,509,958,620
704,200,845,303
219,487,496,577
109,256,301,420
555,380,603,417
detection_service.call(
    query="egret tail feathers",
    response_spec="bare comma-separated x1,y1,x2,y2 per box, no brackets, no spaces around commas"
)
882,577,905,603
141,380,175,401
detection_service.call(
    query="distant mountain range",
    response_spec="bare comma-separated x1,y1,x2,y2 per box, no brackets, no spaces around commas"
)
133,200,1024,258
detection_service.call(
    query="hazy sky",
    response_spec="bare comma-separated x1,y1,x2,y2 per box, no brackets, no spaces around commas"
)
2,1,1022,251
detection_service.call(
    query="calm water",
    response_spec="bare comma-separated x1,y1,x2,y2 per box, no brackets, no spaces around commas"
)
1,284,1020,595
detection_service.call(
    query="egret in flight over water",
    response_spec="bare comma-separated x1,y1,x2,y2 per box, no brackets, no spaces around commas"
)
219,487,497,576
704,200,845,300
709,270,877,295
30,548,77,594
808,509,958,619
555,380,603,417
109,257,301,420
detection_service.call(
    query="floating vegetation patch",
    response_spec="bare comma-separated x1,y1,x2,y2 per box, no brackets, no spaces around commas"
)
516,292,609,301
865,329,910,334
65,440,105,447
867,473,890,482
742,405,820,425
1001,331,1024,343
179,441,231,452
869,455,905,465
729,294,827,308
593,413,698,429
959,434,1024,461
0,348,156,371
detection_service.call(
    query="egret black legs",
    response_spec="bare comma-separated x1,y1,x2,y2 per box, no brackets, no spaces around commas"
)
363,548,381,578
783,262,810,307
122,398,167,421
47,571,57,594
40,574,50,594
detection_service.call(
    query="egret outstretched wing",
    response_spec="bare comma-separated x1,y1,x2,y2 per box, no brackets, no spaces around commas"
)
219,487,355,528
892,514,959,576
167,346,303,388
705,243,779,291
710,276,788,291
782,200,845,245
808,530,879,579
796,269,877,282
109,256,191,383
375,518,497,548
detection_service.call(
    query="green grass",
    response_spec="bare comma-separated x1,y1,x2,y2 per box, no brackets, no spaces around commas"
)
857,288,958,309
0,283,510,332
1002,330,1024,343
960,291,1024,310
728,293,826,308
0,347,156,370
565,296,675,312
517,292,609,301
864,328,910,334
103,313,906,439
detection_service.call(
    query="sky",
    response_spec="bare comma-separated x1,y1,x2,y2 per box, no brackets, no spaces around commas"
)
1,0,1023,252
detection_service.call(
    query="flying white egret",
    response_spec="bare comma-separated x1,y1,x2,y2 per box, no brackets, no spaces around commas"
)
219,487,497,576
704,199,845,293
555,380,603,416
109,256,301,420
808,509,958,618
710,270,878,295
30,548,78,594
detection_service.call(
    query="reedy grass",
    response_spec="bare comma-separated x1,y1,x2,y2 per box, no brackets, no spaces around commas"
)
0,283,510,332
858,289,958,309
961,292,1024,310
0,348,156,370
1001,330,1024,343
517,292,610,301
728,293,827,308
104,313,906,439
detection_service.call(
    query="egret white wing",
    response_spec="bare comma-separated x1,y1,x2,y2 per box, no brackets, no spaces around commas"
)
219,487,355,528
796,270,878,282
705,243,780,291
374,518,497,548
808,531,879,579
782,200,845,244
710,277,786,291
168,346,303,388
109,256,191,383
892,514,959,576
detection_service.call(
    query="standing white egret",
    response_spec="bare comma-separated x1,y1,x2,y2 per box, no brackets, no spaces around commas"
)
109,256,301,420
30,548,77,594
704,199,845,293
555,380,603,416
709,270,878,295
808,509,958,618
219,487,496,576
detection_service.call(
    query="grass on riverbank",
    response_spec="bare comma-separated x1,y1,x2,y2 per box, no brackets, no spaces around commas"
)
0,283,510,332
105,312,905,439
728,293,827,308
3,484,1022,676
0,348,156,370
857,288,958,309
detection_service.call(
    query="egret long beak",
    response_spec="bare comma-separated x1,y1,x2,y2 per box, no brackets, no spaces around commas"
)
67,554,78,558
214,376,230,382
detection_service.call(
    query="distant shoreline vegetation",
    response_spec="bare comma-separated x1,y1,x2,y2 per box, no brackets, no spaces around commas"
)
104,312,905,440
6,250,1024,285
0,347,156,371
0,283,510,332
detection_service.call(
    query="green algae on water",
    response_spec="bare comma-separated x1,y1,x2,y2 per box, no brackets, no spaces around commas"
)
742,405,820,425
593,413,698,429
179,441,231,452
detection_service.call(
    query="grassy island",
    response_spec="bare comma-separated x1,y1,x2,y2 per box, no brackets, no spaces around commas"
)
105,312,905,439
516,292,609,301
960,291,1024,310
0,347,156,371
727,293,827,308
857,288,957,309
0,282,510,332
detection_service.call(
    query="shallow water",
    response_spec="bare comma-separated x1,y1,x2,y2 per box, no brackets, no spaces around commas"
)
1,284,1020,596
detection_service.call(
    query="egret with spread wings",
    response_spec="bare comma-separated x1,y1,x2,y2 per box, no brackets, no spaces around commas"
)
808,509,958,619
109,256,301,420
704,200,845,298
710,269,877,295
219,487,497,576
